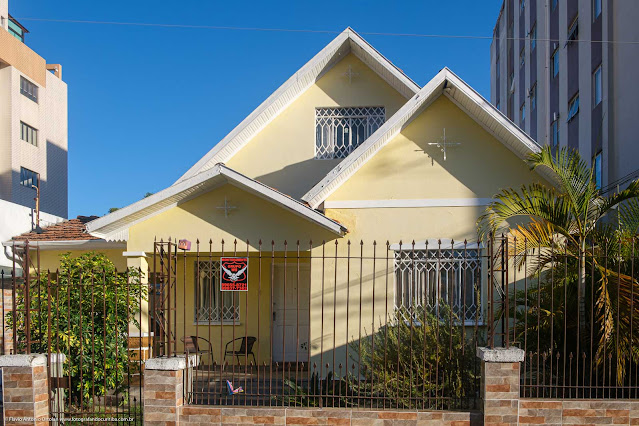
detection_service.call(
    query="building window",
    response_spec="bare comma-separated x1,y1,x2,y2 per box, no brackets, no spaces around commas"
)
593,0,602,20
20,122,38,147
552,117,560,147
7,17,25,43
520,0,525,15
530,83,537,111
593,152,602,189
567,93,580,122
567,17,579,44
552,0,558,11
394,249,481,322
593,65,602,106
509,72,515,94
520,46,525,68
520,102,526,127
551,49,559,78
315,107,385,159
496,101,501,111
19,167,38,188
20,77,38,103
194,261,239,323
530,24,537,51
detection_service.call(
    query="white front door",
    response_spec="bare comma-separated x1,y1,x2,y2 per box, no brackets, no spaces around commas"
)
272,263,310,363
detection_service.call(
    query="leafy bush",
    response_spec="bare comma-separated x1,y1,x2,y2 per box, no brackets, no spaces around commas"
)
350,304,480,410
7,252,147,408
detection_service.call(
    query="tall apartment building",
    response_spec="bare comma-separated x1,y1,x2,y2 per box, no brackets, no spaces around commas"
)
0,0,68,217
490,0,639,191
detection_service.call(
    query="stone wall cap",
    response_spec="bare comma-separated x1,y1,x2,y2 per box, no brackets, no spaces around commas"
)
0,354,47,367
145,354,199,370
477,346,525,362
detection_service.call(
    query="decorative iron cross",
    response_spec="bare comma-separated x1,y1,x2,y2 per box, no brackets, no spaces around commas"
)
216,197,237,218
428,128,461,161
343,65,359,84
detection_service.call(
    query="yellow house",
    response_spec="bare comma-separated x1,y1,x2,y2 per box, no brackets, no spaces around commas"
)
6,28,551,372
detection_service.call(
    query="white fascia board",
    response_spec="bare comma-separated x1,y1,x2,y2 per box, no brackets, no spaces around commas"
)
324,198,493,209
2,239,126,250
87,164,347,239
174,28,420,184
303,68,547,209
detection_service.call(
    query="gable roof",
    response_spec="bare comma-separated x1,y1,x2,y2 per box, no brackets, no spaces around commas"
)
86,164,347,241
175,27,420,184
301,67,545,209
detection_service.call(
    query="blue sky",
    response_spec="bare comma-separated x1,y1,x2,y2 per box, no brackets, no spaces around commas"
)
12,1,502,218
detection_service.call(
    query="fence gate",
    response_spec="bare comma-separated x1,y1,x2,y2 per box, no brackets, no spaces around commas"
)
2,241,144,424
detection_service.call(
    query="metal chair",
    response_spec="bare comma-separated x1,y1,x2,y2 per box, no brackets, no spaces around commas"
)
224,336,257,365
181,335,214,366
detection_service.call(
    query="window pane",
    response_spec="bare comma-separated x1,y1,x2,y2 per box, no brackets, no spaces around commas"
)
593,66,602,106
315,107,385,159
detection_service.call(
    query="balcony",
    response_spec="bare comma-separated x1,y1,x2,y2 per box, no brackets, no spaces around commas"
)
7,15,28,43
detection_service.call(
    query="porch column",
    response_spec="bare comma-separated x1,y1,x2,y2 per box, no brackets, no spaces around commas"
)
477,347,525,426
143,355,198,426
123,252,152,358
0,354,49,426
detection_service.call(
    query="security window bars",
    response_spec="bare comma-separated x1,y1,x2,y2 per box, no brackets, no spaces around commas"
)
568,93,580,122
315,107,385,159
20,121,38,147
194,261,239,323
20,77,38,103
394,249,481,322
19,167,38,188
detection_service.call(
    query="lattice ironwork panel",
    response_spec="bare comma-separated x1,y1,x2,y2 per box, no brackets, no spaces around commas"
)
394,249,482,321
315,107,385,159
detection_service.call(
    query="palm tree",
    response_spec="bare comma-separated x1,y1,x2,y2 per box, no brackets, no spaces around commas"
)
477,146,639,384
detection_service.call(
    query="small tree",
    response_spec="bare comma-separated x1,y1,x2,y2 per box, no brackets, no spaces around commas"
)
7,252,147,408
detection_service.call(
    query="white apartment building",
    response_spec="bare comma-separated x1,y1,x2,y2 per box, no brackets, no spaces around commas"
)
0,0,68,273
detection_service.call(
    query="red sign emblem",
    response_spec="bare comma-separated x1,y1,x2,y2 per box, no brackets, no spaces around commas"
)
220,257,248,291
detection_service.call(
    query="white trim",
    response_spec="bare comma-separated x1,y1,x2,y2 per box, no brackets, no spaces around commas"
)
86,164,347,240
122,251,148,258
302,68,546,209
175,27,420,183
324,198,493,209
1,239,125,250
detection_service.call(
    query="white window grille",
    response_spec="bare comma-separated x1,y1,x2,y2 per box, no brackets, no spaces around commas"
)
194,261,240,323
315,107,385,159
394,249,481,322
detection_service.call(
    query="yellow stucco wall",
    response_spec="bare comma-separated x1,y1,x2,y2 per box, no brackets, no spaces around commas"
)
127,184,338,253
226,53,408,199
36,248,127,271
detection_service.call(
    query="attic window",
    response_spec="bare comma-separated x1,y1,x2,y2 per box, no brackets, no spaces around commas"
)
315,107,385,159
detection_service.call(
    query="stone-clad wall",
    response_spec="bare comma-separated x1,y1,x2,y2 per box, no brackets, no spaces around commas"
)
519,400,639,425
179,406,479,425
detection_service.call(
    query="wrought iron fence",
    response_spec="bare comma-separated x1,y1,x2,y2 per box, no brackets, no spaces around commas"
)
3,241,145,425
486,235,639,399
152,238,486,410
